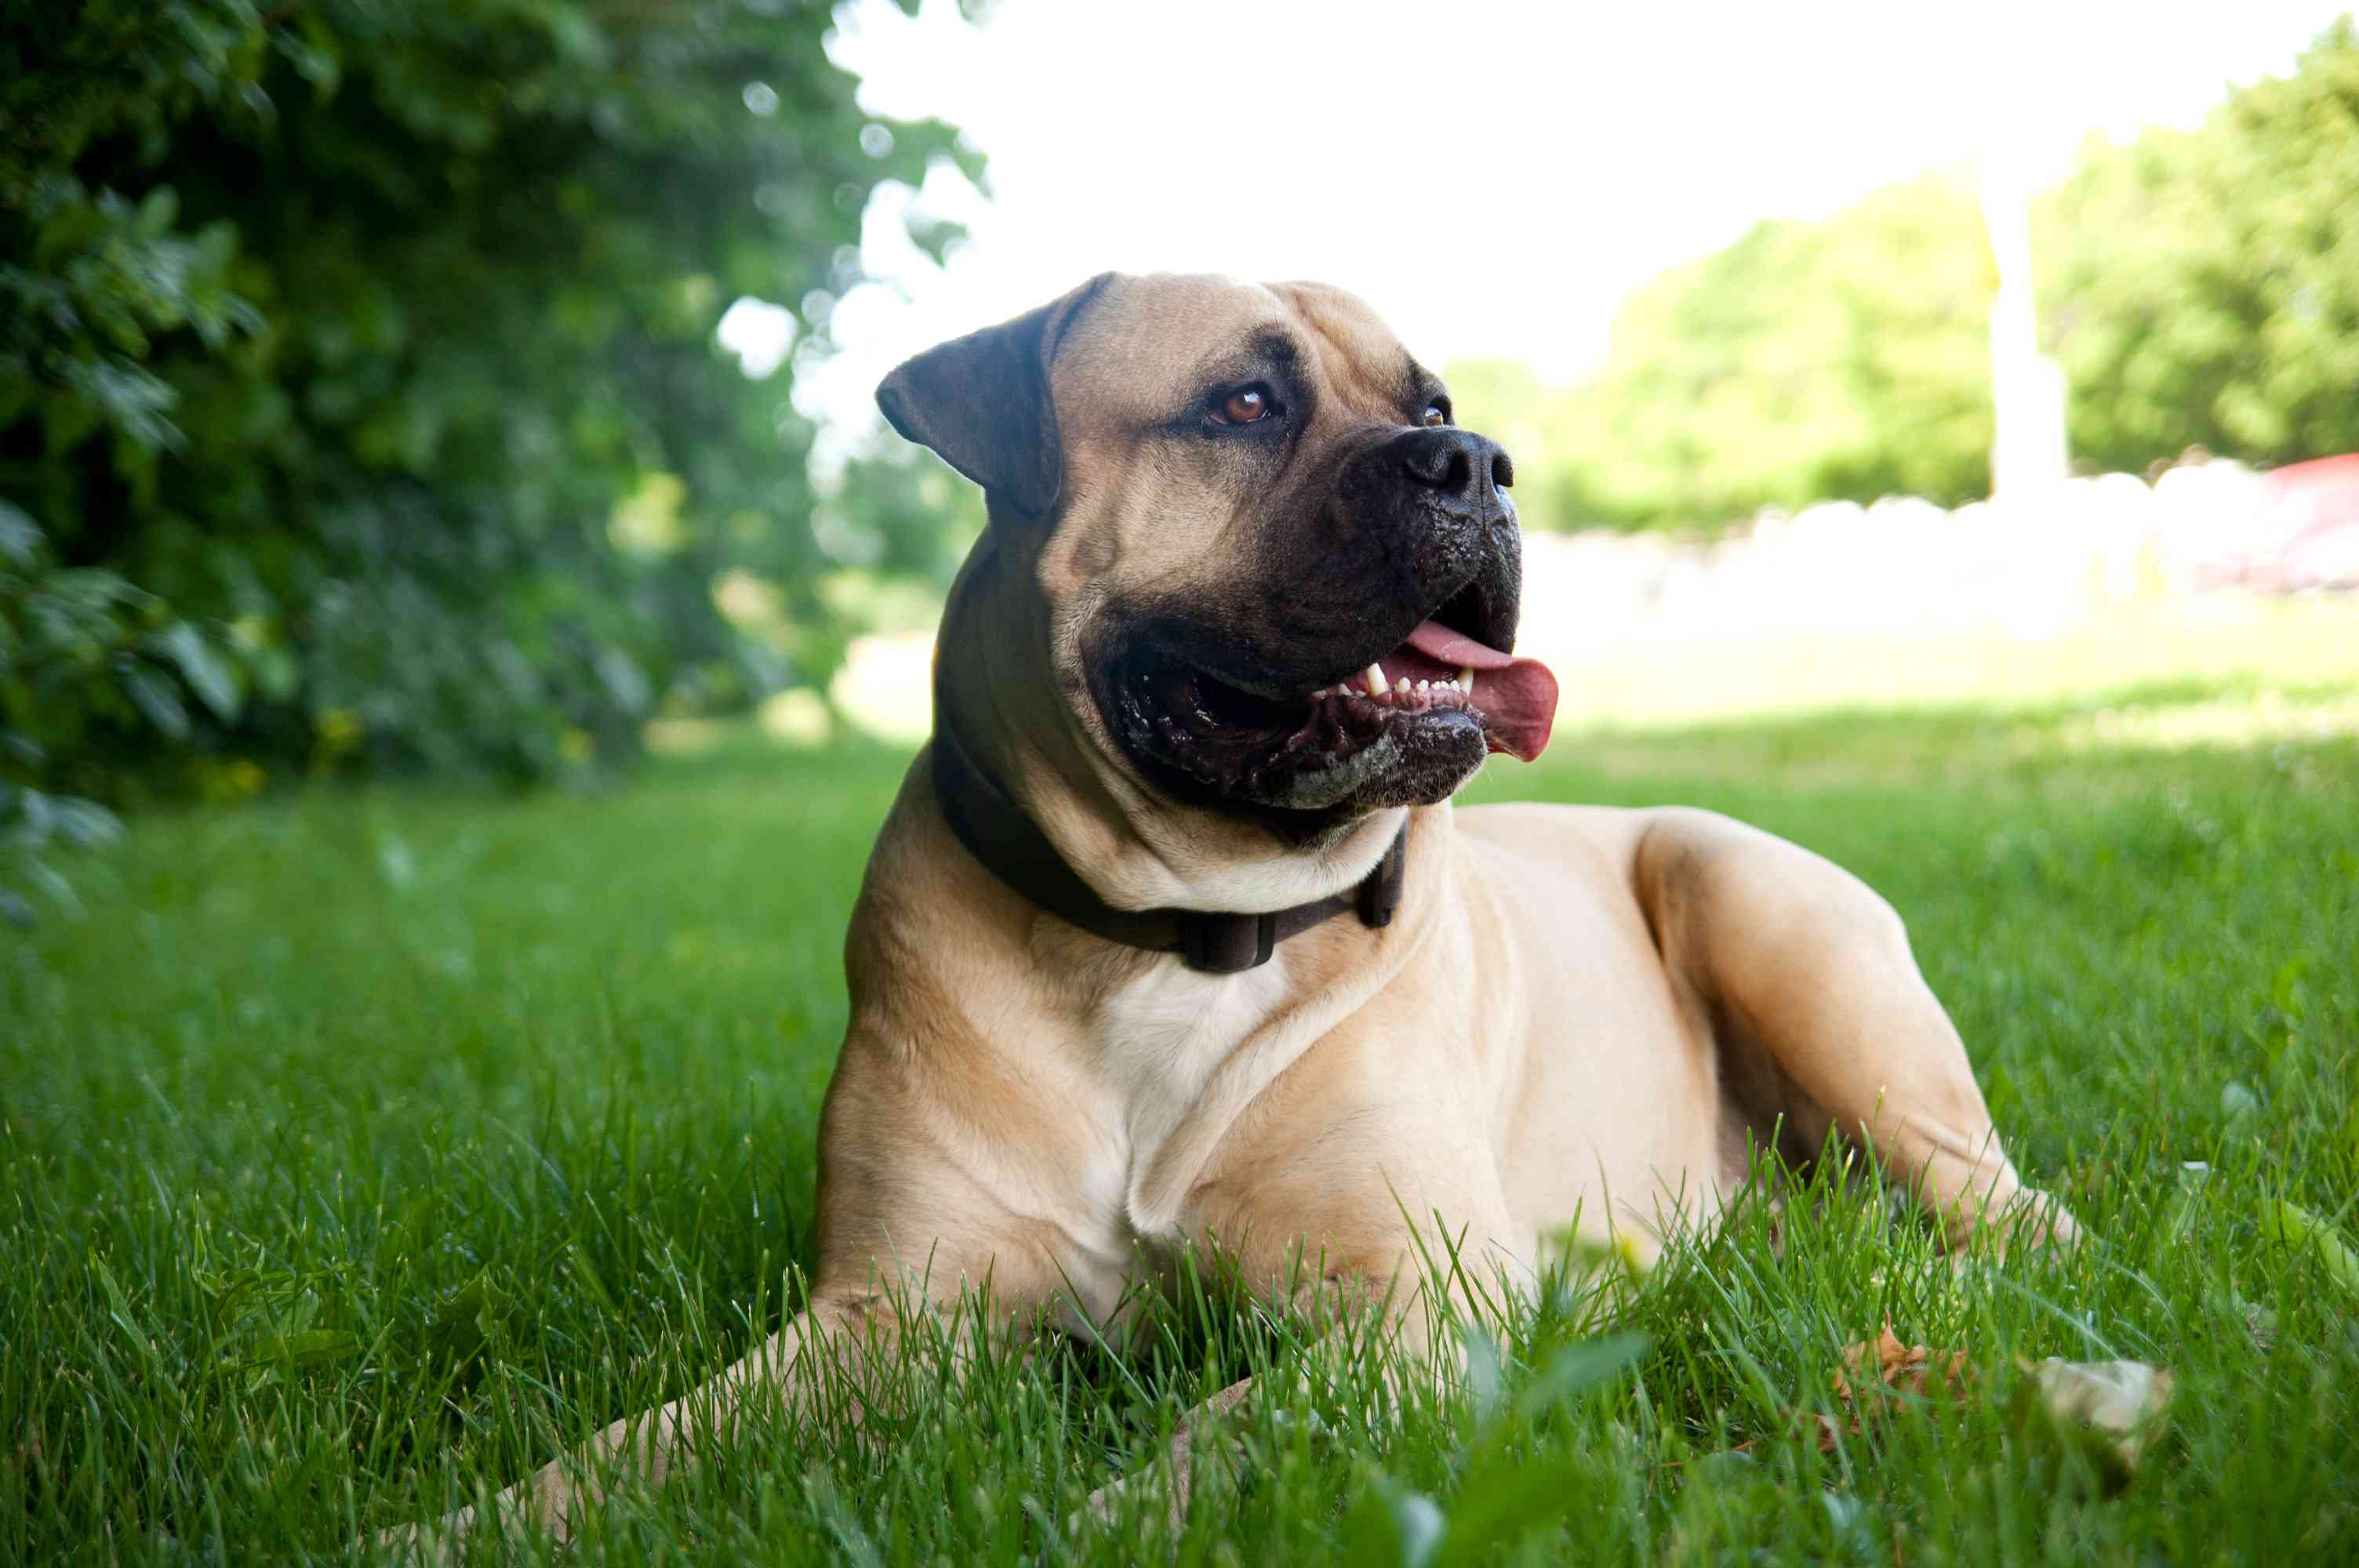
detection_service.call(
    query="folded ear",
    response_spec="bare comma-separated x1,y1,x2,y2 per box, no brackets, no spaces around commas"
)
874,273,1114,521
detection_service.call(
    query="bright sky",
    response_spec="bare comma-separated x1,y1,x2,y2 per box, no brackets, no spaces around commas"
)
743,0,2346,452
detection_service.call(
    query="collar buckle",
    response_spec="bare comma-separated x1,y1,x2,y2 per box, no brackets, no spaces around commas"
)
1178,909,1278,975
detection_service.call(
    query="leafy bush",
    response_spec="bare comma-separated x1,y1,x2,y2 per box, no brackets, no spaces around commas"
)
1,0,974,885
0,501,135,922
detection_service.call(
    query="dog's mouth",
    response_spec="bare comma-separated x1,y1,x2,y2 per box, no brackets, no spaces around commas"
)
1105,579,1560,814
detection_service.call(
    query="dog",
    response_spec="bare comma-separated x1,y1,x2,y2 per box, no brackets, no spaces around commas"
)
402,272,2073,1544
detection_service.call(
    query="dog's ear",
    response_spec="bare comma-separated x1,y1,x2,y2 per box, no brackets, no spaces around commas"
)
874,273,1114,522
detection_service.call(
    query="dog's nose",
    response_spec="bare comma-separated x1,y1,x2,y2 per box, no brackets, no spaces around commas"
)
1398,427,1514,522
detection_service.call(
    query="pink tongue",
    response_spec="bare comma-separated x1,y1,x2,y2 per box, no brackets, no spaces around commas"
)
1400,619,1559,762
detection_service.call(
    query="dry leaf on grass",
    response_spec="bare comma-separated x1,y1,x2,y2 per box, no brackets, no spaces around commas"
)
1834,1323,1973,1405
1782,1322,2172,1490
1800,1320,1974,1450
2022,1357,2175,1490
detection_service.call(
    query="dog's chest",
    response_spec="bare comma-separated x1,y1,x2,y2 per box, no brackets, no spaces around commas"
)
1085,955,1292,1236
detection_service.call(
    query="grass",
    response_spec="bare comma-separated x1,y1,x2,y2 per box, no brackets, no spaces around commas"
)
6,678,2358,1564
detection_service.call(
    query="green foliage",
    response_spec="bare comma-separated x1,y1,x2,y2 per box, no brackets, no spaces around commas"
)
820,446,990,586
1471,22,2359,534
0,546,126,920
1464,175,1998,535
1586,176,1997,524
1,0,976,849
2038,20,2359,472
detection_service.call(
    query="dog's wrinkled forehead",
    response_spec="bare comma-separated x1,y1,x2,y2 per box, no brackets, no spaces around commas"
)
874,272,1447,530
1052,274,1431,442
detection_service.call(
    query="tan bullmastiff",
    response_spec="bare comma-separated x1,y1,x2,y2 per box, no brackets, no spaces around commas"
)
401,272,2073,1546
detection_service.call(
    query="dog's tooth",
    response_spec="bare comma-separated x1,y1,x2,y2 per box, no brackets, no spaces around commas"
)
1363,662,1387,698
1394,677,1410,695
1459,666,1476,696
1416,680,1430,693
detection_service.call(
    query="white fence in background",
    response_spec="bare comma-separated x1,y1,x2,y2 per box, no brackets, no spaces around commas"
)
1517,460,2346,652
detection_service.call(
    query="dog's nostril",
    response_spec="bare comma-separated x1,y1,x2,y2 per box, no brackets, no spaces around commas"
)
1401,430,1518,506
1403,437,1471,492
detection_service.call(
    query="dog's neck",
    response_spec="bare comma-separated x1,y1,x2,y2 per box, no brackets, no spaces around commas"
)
930,702,1407,971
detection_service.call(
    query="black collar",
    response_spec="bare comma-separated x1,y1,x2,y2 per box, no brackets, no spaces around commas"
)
929,709,1406,975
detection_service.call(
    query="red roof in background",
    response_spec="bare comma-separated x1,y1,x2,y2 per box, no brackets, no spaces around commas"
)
2256,453,2359,590
2260,452,2359,508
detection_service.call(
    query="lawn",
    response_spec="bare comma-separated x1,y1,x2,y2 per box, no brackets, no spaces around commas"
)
5,680,2357,1564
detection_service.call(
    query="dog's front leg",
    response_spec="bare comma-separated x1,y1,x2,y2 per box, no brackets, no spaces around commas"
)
379,1286,925,1558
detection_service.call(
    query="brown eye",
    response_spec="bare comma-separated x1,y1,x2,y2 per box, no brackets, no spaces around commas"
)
1422,401,1448,427
1216,386,1271,425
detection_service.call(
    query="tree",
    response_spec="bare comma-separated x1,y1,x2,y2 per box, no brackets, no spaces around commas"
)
1478,23,2359,539
2,0,975,833
1481,173,1997,535
2038,20,2359,473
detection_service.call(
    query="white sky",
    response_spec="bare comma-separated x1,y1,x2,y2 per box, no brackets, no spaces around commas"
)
748,0,2346,450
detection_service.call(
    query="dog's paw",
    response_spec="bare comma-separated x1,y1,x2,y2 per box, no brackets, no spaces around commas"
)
2014,1186,2081,1248
366,1504,475,1564
1946,1184,2081,1262
1075,1374,1265,1534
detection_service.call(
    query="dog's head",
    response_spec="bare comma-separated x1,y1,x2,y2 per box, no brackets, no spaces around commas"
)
880,273,1556,856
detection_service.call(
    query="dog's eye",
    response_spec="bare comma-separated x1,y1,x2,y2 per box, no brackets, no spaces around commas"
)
1211,385,1274,426
1422,400,1450,427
